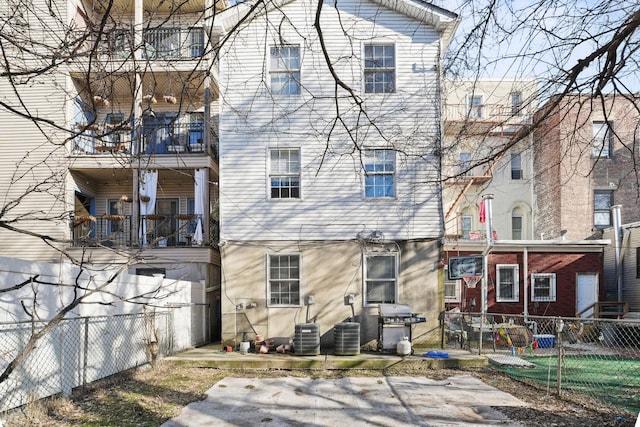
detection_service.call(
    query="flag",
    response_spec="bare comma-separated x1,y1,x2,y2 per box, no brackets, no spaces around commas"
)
479,200,486,223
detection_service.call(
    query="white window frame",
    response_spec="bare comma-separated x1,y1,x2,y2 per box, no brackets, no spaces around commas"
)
444,274,461,303
496,264,519,302
364,149,395,198
531,273,557,302
459,152,472,176
511,210,523,240
510,153,523,180
364,253,398,305
510,91,522,116
364,44,395,94
269,148,301,199
594,190,613,227
592,121,612,158
267,254,301,306
468,94,484,119
461,214,472,239
269,45,301,96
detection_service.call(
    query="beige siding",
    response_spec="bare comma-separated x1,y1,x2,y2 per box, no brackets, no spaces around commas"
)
219,0,443,242
220,239,442,345
0,0,70,260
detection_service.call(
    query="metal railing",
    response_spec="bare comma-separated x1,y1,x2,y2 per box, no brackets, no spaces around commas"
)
0,312,173,412
73,122,218,160
443,311,640,414
71,214,208,248
444,104,532,124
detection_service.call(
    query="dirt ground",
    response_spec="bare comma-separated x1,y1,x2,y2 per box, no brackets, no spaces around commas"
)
1,364,637,426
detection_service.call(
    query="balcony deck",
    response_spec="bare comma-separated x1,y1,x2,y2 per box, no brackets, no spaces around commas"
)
71,214,219,249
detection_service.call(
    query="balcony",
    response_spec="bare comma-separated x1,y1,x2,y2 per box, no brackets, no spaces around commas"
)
444,104,531,136
72,121,218,160
71,214,219,248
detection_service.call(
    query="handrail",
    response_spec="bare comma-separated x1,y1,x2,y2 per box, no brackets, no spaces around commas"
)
576,301,629,319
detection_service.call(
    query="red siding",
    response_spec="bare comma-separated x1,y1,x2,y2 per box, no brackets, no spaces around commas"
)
444,250,604,317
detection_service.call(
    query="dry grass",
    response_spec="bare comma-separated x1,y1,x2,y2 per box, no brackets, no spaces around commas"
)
1,361,635,426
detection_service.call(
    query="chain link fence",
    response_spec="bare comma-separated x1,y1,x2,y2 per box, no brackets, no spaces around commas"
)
443,311,640,414
0,311,174,413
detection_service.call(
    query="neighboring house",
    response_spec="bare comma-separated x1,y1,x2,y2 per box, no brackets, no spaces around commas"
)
0,1,226,340
214,0,458,347
533,94,640,241
443,78,537,242
444,239,608,318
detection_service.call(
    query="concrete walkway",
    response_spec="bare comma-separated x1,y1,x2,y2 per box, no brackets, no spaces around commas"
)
161,375,528,427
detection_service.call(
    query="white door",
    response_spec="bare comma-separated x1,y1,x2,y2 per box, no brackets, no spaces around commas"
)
576,273,598,317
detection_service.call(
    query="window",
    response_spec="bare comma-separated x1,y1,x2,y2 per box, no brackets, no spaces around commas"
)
636,248,640,279
270,45,300,95
107,199,125,233
106,113,125,144
594,190,613,227
268,255,300,305
364,44,395,93
511,153,523,179
592,121,613,158
496,264,519,302
444,276,461,303
511,92,522,116
188,27,204,57
531,273,557,302
468,95,483,118
461,214,472,239
364,149,395,198
459,152,472,176
109,29,131,58
511,208,523,240
188,112,204,152
365,254,397,305
270,149,300,199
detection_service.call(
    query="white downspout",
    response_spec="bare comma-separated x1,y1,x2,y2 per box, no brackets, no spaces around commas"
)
523,246,529,319
612,205,623,302
479,194,494,354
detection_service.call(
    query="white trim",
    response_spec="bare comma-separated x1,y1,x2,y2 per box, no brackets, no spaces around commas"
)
266,253,302,307
531,273,557,302
363,252,399,306
496,264,519,302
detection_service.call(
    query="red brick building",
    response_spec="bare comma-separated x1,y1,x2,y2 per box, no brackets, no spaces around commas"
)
533,94,640,241
444,240,608,317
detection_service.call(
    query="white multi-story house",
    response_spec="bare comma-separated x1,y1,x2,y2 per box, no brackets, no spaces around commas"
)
214,0,458,346
0,0,226,342
442,78,538,242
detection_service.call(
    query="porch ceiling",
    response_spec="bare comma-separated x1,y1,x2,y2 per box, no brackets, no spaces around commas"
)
70,167,198,185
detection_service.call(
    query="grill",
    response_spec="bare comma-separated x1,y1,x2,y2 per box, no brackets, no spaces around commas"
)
377,303,426,352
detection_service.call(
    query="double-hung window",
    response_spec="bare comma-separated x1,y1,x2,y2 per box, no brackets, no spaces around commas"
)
594,190,613,227
511,208,523,240
365,254,397,305
592,121,612,158
364,44,395,93
496,264,519,302
459,152,472,176
268,254,300,305
461,214,472,239
468,95,483,119
511,153,523,179
270,148,300,199
511,92,522,116
270,45,301,95
364,149,395,198
531,273,556,302
444,276,461,303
